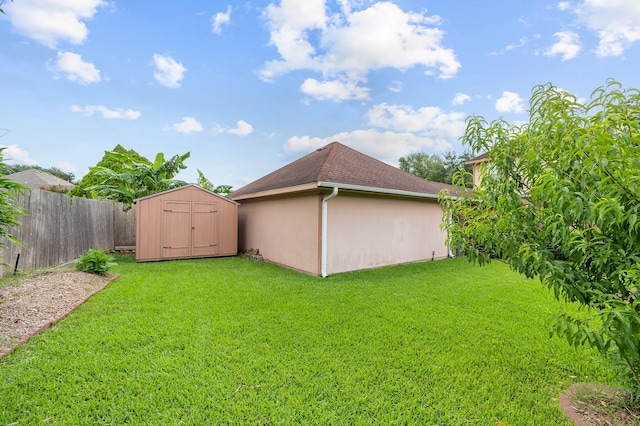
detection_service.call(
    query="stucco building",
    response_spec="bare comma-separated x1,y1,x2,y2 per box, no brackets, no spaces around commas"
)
230,142,454,276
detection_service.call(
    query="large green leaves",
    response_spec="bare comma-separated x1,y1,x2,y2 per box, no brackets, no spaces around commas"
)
88,150,190,209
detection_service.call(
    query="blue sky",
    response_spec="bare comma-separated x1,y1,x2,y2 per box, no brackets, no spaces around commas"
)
1,0,639,190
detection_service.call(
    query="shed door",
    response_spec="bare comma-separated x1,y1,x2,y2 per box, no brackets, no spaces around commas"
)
162,201,219,259
192,202,218,256
163,201,192,258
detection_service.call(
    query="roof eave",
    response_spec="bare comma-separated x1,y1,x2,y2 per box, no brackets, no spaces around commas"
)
229,182,319,201
228,181,457,201
134,184,240,205
465,153,489,165
317,181,442,199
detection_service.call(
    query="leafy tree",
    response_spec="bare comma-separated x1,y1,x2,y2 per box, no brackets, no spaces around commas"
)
197,169,233,194
399,152,446,182
0,147,27,265
399,151,473,185
70,145,150,198
89,150,190,209
440,80,640,391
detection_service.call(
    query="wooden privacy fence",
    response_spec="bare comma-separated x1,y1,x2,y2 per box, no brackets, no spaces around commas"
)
0,189,136,277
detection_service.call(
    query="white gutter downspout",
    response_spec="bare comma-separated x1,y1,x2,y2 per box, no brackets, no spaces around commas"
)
321,186,339,277
447,210,455,258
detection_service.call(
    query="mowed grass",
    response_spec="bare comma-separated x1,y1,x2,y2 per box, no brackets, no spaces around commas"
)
0,256,621,425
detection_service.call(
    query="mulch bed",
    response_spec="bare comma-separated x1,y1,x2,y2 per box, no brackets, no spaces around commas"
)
0,271,118,358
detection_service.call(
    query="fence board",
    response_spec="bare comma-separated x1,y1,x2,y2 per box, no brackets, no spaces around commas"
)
115,205,136,247
0,190,135,277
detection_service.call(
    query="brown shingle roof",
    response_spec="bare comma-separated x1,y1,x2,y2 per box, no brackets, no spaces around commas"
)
230,141,454,198
465,152,488,164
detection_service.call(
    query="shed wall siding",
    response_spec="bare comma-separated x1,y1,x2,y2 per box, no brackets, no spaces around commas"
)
136,186,237,261
237,195,321,275
326,195,448,275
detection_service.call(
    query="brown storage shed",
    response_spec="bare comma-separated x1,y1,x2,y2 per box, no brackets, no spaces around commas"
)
135,185,239,262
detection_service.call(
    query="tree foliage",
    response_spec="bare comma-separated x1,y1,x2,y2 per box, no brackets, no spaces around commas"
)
399,151,473,185
0,148,27,265
89,150,190,209
197,169,232,194
441,80,640,390
70,145,151,199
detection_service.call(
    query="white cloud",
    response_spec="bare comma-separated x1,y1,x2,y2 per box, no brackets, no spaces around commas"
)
495,91,525,114
321,3,459,78
50,51,101,84
452,93,471,105
505,37,529,51
284,129,451,164
212,5,232,34
55,161,80,174
260,1,460,102
284,102,466,163
388,81,403,93
575,0,640,57
301,78,369,101
558,2,570,11
6,0,105,48
544,31,581,60
228,120,254,136
491,36,532,56
172,117,203,134
153,54,187,88
71,105,141,120
367,103,466,138
0,145,36,165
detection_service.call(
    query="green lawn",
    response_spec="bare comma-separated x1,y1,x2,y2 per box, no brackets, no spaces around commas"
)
0,256,621,425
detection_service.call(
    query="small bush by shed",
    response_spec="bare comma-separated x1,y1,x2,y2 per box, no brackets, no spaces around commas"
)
135,185,238,262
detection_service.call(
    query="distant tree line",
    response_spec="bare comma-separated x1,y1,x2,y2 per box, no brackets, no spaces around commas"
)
398,151,474,185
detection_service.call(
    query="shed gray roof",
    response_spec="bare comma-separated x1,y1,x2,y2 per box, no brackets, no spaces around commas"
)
230,141,454,199
6,169,75,190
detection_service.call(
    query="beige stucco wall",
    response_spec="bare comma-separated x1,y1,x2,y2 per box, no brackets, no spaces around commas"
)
237,194,321,275
326,194,448,275
472,162,485,187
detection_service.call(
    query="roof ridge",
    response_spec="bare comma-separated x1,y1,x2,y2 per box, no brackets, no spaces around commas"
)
315,141,340,181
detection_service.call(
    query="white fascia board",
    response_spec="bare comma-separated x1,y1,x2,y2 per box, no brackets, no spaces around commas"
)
317,181,441,200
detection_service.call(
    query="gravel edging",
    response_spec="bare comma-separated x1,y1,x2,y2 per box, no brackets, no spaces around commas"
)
0,272,119,358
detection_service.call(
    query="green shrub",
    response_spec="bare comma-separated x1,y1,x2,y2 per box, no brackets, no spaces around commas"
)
75,249,116,275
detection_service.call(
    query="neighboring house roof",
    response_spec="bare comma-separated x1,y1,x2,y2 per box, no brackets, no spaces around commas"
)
465,152,488,165
230,141,455,200
5,169,75,190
